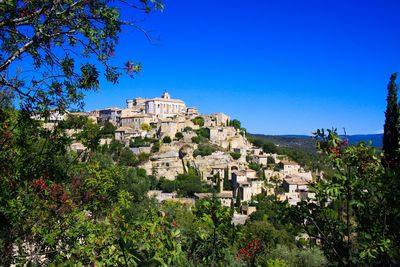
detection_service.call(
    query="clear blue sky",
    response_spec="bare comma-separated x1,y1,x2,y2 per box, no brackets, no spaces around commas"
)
84,0,400,135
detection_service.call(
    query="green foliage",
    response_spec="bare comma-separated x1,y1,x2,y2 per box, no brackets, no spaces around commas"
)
118,147,138,166
382,73,400,167
140,122,152,132
223,168,232,191
151,141,160,153
137,152,150,163
196,127,210,139
176,172,204,197
193,144,216,157
162,135,172,143
230,119,241,129
129,136,159,148
175,132,184,140
248,134,324,171
159,177,176,193
191,198,236,265
75,119,103,151
192,116,205,126
249,163,262,171
183,126,193,132
267,156,276,164
230,152,241,160
100,121,116,137
266,245,327,267
191,136,202,144
0,0,163,112
58,114,89,129
284,129,400,266
157,171,210,197
266,258,289,267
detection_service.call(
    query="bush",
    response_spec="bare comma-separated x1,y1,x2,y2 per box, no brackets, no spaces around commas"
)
230,152,241,160
159,177,176,193
162,136,172,143
175,132,184,140
249,163,262,171
176,173,203,197
266,245,327,267
58,115,89,129
129,137,151,148
140,123,151,131
137,152,150,163
193,144,216,157
101,121,117,137
196,128,210,139
191,116,204,126
118,147,138,166
267,156,276,164
191,136,202,144
151,141,160,153
183,126,193,132
230,119,241,129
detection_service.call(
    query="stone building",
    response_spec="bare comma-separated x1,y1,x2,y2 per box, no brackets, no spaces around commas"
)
120,113,153,130
279,160,300,175
212,112,230,126
98,108,122,125
144,91,186,118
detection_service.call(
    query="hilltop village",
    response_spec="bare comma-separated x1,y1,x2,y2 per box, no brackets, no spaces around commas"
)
39,92,316,222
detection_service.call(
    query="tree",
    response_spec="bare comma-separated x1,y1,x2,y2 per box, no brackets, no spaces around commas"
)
162,135,172,143
101,121,116,137
176,172,203,197
140,123,152,132
175,132,184,140
192,116,205,126
0,0,163,112
0,2,164,263
118,147,138,166
230,119,241,129
230,152,241,160
382,73,400,168
286,129,399,266
193,144,216,157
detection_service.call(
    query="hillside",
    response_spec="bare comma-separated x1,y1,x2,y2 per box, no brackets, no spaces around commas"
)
249,133,383,153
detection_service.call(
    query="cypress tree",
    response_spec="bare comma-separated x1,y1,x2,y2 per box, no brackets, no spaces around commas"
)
382,73,400,167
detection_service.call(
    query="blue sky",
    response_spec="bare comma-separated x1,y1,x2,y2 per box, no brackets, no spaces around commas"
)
84,0,400,135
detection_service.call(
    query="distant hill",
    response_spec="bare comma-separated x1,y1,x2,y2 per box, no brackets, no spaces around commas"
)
344,134,383,147
249,133,383,153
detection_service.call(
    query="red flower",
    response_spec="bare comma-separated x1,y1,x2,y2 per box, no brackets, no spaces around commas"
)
33,177,47,191
236,239,262,261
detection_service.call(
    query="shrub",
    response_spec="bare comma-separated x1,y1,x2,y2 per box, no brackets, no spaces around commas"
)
101,121,117,137
191,136,201,144
267,156,275,164
183,126,193,132
230,119,241,129
129,137,151,148
151,141,160,153
162,136,172,143
159,177,176,193
191,116,204,126
249,163,262,171
140,123,151,131
137,152,150,163
196,128,210,139
230,152,241,160
193,144,216,157
175,132,184,140
118,147,138,166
